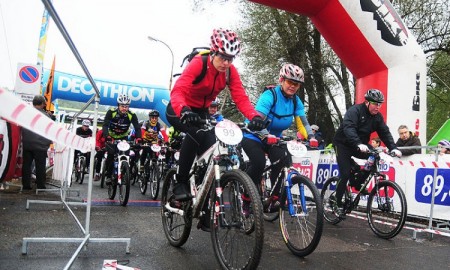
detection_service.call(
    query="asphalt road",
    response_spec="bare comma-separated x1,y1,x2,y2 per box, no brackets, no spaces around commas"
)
0,178,449,270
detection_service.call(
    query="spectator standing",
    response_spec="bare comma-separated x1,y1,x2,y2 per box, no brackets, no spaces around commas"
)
21,95,53,190
396,125,421,156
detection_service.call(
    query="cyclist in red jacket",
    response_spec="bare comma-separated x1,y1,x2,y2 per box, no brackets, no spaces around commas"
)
165,28,265,201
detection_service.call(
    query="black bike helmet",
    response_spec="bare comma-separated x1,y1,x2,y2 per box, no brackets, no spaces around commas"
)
148,110,160,117
364,89,385,103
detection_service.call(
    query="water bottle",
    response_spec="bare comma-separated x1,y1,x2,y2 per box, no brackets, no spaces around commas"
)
364,155,375,171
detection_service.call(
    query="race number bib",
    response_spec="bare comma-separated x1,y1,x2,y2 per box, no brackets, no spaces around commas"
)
215,119,243,146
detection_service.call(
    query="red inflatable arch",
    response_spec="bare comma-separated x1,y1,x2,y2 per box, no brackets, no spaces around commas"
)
250,0,426,138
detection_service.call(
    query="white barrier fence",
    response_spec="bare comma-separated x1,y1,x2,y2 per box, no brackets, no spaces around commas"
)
0,88,93,184
293,150,450,222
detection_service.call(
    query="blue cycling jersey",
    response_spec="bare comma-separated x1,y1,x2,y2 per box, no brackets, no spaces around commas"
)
245,85,306,141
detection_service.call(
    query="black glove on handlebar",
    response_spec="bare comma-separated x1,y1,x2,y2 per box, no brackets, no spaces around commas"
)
248,116,265,131
180,107,201,125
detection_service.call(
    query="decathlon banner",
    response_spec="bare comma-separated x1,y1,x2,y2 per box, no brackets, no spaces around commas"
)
41,69,170,124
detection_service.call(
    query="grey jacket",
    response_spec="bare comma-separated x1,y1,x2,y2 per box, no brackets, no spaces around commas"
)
22,108,53,151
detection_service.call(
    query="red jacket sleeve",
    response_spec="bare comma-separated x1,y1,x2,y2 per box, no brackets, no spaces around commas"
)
170,55,258,120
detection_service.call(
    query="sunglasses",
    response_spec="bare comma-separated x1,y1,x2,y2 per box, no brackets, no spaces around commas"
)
119,105,130,108
283,78,301,87
369,101,382,107
216,53,234,63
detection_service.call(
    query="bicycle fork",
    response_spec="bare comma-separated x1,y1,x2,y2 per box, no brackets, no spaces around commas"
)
284,168,308,217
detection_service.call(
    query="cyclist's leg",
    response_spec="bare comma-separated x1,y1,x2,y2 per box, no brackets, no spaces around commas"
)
104,145,116,183
241,137,266,187
140,148,148,171
267,144,289,195
334,143,353,207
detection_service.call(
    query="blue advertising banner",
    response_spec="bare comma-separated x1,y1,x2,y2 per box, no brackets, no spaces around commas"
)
42,69,170,124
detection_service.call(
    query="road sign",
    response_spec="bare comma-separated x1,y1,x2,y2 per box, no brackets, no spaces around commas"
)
15,63,41,95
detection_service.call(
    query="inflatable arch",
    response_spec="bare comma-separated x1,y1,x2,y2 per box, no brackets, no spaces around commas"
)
250,0,427,138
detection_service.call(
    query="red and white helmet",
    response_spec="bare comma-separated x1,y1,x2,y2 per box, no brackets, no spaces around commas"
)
210,28,241,57
279,63,304,83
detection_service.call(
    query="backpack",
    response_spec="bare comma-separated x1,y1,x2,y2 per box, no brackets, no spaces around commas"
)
180,47,230,85
264,85,297,119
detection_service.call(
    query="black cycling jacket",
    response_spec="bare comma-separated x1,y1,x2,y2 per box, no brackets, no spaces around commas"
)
333,103,397,151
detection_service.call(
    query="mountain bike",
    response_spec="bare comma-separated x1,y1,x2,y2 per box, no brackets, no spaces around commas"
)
106,140,136,206
161,119,264,270
251,133,324,257
72,151,88,185
139,142,165,200
320,148,407,239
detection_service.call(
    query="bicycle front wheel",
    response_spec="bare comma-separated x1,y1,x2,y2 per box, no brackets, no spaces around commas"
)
367,180,407,239
100,160,106,188
320,176,342,225
118,162,131,206
211,169,264,270
78,158,86,185
279,175,323,257
150,163,160,200
160,168,192,247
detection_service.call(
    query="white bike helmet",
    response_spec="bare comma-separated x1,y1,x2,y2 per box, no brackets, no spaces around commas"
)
82,119,91,126
117,94,131,105
279,63,304,83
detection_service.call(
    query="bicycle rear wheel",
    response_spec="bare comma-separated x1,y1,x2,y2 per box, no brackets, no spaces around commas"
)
161,168,192,247
118,162,130,206
211,169,264,270
320,177,342,225
367,180,407,239
279,175,323,257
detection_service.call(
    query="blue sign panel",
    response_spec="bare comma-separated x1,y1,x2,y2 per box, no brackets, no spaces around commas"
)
415,168,450,206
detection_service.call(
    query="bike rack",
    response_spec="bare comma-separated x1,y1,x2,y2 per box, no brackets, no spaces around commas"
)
22,1,130,269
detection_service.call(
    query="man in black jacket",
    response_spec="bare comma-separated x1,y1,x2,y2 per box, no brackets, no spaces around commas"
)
21,95,53,190
333,89,402,218
396,125,421,155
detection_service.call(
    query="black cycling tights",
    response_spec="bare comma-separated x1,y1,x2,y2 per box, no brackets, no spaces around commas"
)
241,137,289,192
166,102,215,182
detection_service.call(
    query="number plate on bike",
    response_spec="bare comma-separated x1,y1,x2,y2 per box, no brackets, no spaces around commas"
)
286,140,307,157
151,144,161,152
117,141,130,151
215,119,243,146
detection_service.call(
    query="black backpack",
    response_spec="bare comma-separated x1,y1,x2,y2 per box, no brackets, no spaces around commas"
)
264,85,297,119
179,47,230,85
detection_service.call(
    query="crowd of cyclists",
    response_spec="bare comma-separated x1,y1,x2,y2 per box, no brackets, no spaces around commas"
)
69,28,416,268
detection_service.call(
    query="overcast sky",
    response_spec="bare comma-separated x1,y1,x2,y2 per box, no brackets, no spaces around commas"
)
0,0,241,90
